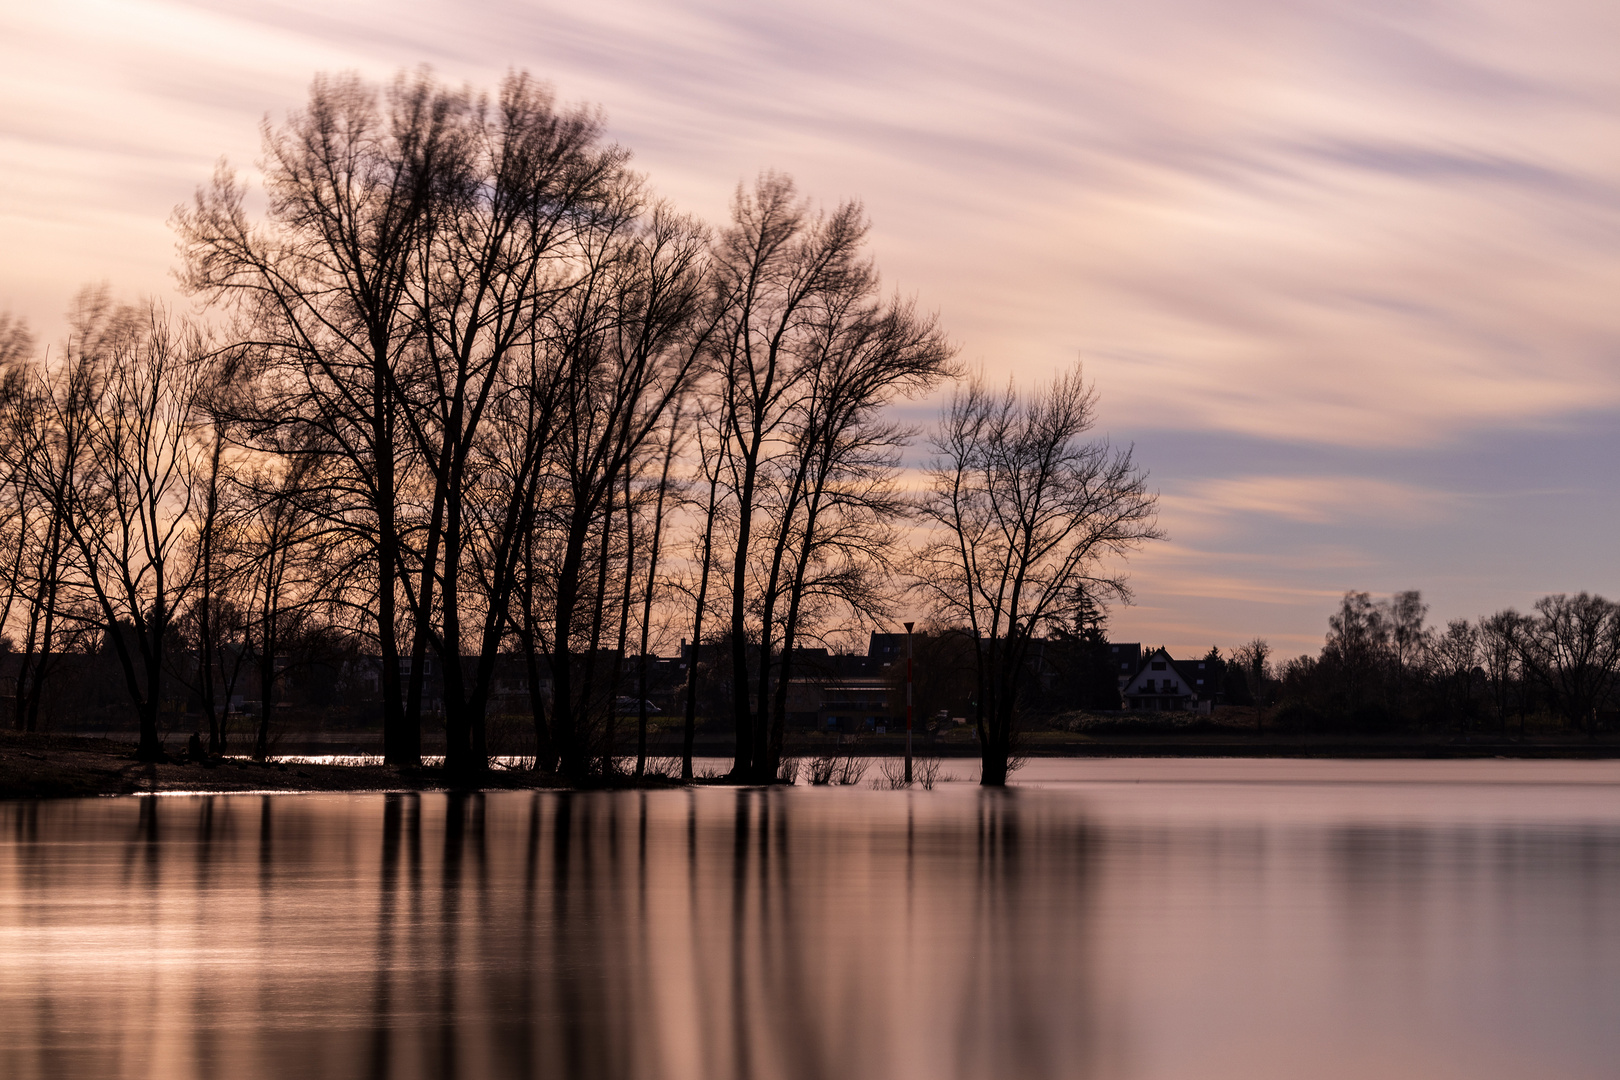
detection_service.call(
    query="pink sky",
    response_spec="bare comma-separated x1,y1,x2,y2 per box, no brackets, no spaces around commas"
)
4,0,1620,657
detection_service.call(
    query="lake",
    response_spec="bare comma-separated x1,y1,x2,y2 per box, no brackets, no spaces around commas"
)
2,759,1619,1079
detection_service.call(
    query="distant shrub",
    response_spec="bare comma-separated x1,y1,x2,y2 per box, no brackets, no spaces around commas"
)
1051,710,1243,737
1350,701,1397,734
1270,700,1324,732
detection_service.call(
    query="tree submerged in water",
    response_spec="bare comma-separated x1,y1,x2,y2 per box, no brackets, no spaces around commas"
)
913,366,1164,786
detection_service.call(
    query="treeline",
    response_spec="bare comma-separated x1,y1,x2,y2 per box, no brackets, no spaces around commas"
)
1247,590,1620,737
0,70,1161,784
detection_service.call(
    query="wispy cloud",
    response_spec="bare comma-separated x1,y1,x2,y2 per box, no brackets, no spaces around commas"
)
3,0,1618,652
1167,474,1460,531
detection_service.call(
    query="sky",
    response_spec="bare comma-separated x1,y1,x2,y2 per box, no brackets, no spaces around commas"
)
3,0,1619,657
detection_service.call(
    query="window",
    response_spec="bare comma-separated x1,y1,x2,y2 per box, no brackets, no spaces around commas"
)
1197,662,1206,670
1151,661,1166,670
1196,678,1204,685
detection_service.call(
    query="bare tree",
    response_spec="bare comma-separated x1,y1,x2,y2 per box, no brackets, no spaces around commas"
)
915,364,1162,786
753,293,956,782
396,73,632,776
176,70,463,765
709,173,954,781
240,451,340,761
1478,611,1525,737
678,398,730,781
1431,617,1479,732
542,201,712,781
45,296,208,760
1322,591,1389,713
1231,637,1272,733
178,362,255,754
0,314,35,650
710,173,868,778
175,589,253,753
0,315,82,736
1513,593,1620,738
633,400,686,778
1383,589,1429,714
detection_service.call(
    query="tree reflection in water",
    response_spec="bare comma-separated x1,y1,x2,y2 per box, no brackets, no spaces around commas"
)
3,771,1620,1079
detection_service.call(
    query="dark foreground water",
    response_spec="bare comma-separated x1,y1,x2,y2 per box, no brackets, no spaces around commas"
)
3,760,1620,1080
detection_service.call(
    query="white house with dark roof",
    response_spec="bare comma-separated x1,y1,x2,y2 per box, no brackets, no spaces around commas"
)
1121,648,1220,713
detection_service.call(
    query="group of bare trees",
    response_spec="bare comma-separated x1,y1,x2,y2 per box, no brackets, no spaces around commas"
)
0,69,1163,785
0,296,219,760
1269,589,1620,737
0,290,339,761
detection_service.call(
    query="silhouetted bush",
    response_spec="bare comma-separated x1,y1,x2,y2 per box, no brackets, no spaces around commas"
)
1270,700,1324,733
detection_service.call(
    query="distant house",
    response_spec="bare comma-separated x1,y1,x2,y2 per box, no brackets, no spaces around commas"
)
1121,648,1221,712
867,632,909,666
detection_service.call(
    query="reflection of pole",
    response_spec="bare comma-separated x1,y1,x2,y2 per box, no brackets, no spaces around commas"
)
904,621,914,784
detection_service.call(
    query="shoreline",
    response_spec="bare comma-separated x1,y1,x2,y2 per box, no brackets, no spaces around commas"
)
0,731,569,800
5,729,1620,799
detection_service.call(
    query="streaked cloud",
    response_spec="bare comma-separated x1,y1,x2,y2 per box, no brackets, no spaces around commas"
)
2,0,1618,653
1167,475,1459,530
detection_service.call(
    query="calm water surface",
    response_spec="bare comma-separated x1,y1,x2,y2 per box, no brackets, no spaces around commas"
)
3,759,1620,1080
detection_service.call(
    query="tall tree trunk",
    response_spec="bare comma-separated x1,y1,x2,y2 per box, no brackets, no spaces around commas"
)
635,426,679,778
376,374,415,766
197,430,224,754
609,467,637,780
441,459,480,775
139,604,165,762
404,463,448,766
23,564,59,736
255,618,276,762
727,431,765,778
768,485,826,782
585,489,615,776
682,462,722,782
18,512,65,735
751,454,812,781
519,536,555,772
549,507,594,781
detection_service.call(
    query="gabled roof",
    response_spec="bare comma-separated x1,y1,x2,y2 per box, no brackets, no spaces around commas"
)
1122,648,1204,696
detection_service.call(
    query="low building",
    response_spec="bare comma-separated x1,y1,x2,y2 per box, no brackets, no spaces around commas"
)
779,635,912,733
815,679,903,733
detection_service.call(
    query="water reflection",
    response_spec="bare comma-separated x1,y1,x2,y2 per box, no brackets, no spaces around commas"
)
2,770,1620,1079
